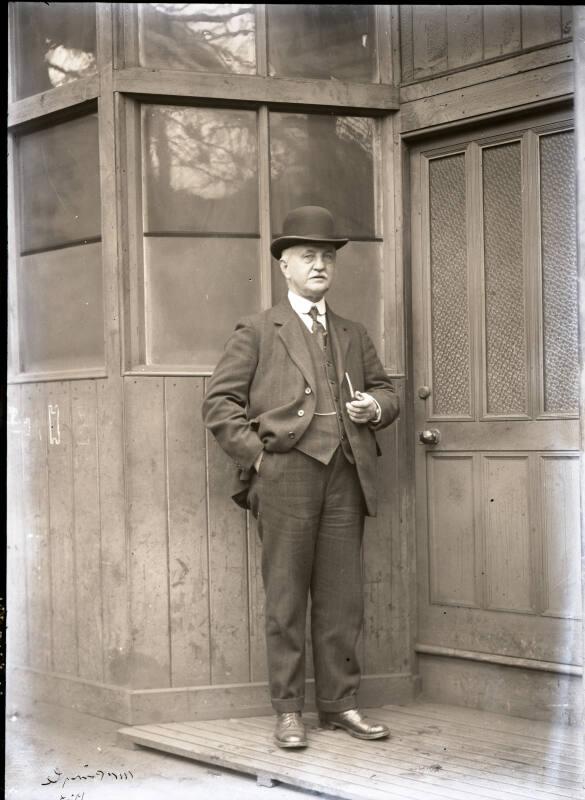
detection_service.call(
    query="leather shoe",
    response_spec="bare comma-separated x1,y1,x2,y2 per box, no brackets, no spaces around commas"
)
319,708,390,740
274,712,308,748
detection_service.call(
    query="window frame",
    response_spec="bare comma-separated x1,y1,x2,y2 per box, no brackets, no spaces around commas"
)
7,4,405,383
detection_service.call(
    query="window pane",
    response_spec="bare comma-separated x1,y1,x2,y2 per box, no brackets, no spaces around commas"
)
272,241,382,354
145,237,261,365
14,2,97,100
143,105,259,234
270,113,376,238
18,114,101,253
267,4,377,82
19,243,104,373
138,3,256,74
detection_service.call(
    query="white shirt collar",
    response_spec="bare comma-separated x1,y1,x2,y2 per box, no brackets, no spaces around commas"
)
287,290,327,318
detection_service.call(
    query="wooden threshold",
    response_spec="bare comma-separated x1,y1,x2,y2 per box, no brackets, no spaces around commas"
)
117,701,583,800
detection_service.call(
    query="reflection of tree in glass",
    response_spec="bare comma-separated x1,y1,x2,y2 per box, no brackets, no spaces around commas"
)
270,114,375,238
147,106,256,198
144,106,259,233
16,2,97,98
141,4,256,74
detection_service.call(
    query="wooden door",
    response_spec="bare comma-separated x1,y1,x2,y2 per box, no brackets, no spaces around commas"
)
410,110,582,699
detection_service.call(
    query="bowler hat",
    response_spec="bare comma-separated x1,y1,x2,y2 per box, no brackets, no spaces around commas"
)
270,206,349,260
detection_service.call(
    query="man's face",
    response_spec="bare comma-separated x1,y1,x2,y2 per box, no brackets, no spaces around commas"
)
279,243,337,301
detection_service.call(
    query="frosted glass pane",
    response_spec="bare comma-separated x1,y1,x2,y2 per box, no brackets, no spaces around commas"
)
138,3,256,74
14,2,97,99
19,243,104,373
18,114,101,253
145,236,260,365
482,142,527,415
267,4,377,82
143,105,259,234
429,154,471,417
270,113,376,238
540,131,578,414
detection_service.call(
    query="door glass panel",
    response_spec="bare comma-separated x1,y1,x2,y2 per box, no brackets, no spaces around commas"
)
18,114,101,253
143,105,259,234
145,237,260,365
428,153,471,417
138,3,256,75
266,4,377,82
14,2,97,100
482,142,527,416
19,243,104,373
539,131,578,414
270,112,376,238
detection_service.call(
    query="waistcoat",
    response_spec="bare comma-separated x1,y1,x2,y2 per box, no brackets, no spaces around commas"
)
295,316,354,465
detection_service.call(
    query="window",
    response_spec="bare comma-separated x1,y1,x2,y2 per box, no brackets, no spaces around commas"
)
15,113,104,374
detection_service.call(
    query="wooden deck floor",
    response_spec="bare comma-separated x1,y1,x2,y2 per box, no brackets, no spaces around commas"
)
117,702,584,800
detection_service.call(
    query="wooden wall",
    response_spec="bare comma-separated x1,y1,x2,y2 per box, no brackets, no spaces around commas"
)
7,372,413,721
399,5,573,83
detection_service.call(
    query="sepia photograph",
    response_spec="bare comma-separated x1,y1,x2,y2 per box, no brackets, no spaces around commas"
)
5,4,585,799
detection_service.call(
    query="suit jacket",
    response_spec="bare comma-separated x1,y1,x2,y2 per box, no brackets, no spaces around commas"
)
202,297,400,517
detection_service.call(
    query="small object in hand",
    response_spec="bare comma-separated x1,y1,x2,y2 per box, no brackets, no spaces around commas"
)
345,371,356,399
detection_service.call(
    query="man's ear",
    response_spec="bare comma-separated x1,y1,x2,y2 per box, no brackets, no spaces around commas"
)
279,259,288,278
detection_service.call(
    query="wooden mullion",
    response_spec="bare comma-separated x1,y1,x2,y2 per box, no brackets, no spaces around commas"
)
7,131,22,378
113,68,399,112
96,2,122,383
8,76,100,129
258,106,272,310
375,5,393,85
255,4,268,78
7,3,17,105
389,5,402,87
523,130,542,421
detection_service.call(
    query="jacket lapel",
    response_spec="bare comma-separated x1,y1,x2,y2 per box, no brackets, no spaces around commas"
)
272,298,317,392
326,306,352,388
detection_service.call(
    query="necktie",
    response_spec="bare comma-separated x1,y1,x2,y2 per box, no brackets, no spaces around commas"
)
308,305,327,351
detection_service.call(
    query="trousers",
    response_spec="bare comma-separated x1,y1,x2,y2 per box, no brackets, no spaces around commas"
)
248,446,366,713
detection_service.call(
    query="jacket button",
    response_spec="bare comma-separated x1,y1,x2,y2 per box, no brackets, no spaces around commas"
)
288,432,295,439
305,387,312,394
297,409,305,417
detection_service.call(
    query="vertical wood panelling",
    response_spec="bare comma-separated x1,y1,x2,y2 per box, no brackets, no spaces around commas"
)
363,425,396,674
399,5,414,83
125,376,170,687
541,456,582,619
97,376,131,686
428,455,477,607
205,393,250,685
7,385,28,667
412,6,448,79
521,6,561,49
247,514,267,682
446,6,483,70
165,377,211,687
482,6,522,60
560,6,573,38
484,456,532,613
71,380,103,683
46,382,78,674
20,384,51,671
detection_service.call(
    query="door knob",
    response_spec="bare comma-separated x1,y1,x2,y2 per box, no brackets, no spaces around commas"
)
418,385,431,399
418,428,441,445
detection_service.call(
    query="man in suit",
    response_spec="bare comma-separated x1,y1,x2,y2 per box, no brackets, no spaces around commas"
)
202,206,400,748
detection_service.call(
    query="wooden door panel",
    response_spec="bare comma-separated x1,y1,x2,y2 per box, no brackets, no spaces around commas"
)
412,113,581,670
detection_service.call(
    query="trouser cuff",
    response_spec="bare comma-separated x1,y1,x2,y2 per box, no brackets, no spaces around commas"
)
272,697,304,713
317,694,358,713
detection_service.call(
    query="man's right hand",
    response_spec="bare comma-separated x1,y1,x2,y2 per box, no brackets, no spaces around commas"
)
254,451,264,473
